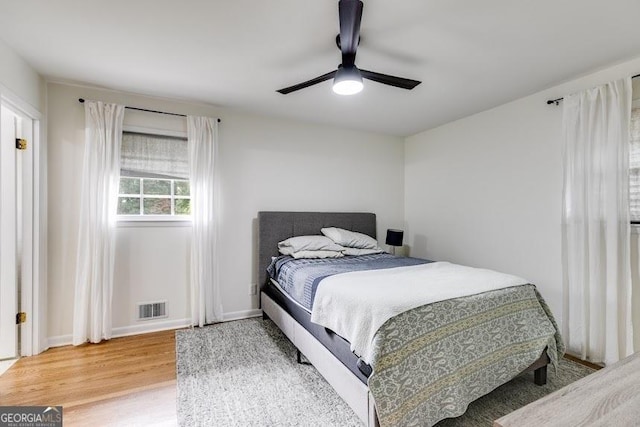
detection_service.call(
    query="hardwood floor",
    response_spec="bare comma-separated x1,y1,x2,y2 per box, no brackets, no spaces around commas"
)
0,329,179,426
563,352,604,371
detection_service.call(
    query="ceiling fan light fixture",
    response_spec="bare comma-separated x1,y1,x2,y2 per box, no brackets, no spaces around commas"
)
332,66,363,95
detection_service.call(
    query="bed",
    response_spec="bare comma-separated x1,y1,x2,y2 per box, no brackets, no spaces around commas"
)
258,211,561,427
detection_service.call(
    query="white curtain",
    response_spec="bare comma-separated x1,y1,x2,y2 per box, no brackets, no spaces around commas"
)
561,77,634,365
73,101,125,345
187,116,222,326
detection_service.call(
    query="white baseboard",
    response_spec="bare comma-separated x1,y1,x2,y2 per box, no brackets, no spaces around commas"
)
47,317,191,348
47,310,263,348
113,318,192,338
222,309,262,322
47,335,73,348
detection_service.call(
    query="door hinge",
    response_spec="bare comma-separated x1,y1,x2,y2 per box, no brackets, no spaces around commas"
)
16,138,27,150
16,312,27,324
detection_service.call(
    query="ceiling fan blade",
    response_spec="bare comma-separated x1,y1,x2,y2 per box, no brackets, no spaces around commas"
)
339,0,363,65
360,69,421,90
276,70,337,94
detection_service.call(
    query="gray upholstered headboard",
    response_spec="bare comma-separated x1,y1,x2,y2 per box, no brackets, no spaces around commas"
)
257,211,376,288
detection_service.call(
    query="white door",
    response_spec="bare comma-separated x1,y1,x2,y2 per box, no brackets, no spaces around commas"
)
0,105,20,359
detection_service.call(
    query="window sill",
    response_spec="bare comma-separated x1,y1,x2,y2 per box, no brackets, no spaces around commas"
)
117,216,192,227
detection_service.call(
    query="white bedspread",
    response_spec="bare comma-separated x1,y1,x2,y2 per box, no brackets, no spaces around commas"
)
309,261,528,364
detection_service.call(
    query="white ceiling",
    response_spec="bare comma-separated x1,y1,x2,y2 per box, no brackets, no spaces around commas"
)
1,0,640,136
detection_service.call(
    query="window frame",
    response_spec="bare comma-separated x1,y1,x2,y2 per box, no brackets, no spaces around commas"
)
117,125,191,224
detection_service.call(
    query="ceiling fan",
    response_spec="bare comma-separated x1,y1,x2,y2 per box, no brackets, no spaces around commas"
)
277,0,421,96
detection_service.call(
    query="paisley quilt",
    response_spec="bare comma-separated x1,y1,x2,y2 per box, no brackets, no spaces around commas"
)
367,285,564,427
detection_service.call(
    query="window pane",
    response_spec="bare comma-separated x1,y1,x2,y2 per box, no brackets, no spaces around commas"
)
174,180,190,196
118,197,140,215
175,198,191,215
631,168,640,221
119,178,140,195
631,109,640,222
143,198,171,215
143,179,171,195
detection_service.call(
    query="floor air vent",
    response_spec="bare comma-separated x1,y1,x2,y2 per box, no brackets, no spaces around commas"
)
137,301,167,320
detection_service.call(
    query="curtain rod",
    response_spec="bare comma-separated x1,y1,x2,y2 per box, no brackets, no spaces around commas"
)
546,73,640,105
78,98,221,123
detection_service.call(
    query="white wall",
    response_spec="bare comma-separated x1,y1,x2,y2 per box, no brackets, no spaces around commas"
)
217,113,405,312
111,225,191,331
0,38,45,112
405,55,640,350
47,82,404,341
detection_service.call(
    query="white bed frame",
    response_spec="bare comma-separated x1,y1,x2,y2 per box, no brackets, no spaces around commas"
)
261,291,379,426
257,212,381,425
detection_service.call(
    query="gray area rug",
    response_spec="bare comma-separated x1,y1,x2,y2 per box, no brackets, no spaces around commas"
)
176,318,362,426
176,318,595,426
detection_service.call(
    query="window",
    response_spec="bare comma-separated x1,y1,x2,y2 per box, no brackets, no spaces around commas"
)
118,177,190,216
631,108,640,223
117,131,190,218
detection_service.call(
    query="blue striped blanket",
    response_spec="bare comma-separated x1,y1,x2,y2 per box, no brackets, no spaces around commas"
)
267,253,431,311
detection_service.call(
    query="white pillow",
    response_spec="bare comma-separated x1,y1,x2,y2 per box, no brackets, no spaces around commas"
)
278,235,345,255
290,250,344,259
343,247,385,256
321,227,381,250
